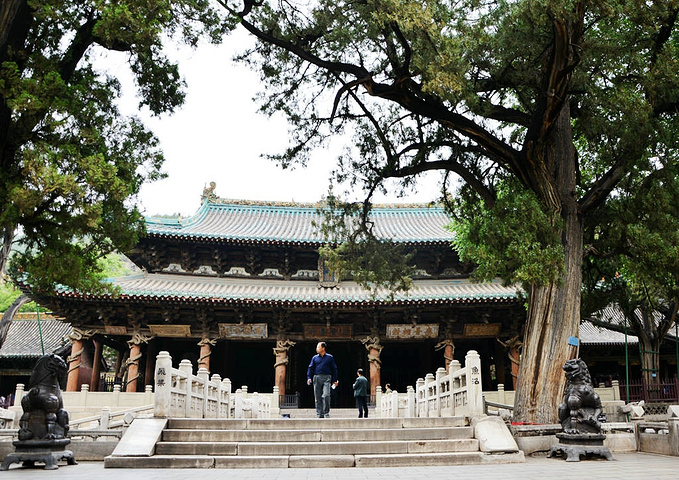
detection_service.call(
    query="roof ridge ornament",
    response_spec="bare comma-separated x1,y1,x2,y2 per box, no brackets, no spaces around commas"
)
201,181,217,204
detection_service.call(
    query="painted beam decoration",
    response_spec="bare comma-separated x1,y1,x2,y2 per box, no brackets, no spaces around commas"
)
386,324,439,339
304,324,353,339
218,323,268,339
148,324,192,337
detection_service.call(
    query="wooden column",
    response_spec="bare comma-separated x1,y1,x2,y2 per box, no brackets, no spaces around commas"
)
66,328,94,391
435,339,455,373
273,340,296,397
144,339,156,388
361,336,383,395
125,333,151,392
89,337,103,391
499,335,523,390
198,337,217,373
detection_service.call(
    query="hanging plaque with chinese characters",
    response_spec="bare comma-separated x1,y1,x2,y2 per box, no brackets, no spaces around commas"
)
304,324,353,339
386,324,439,339
218,323,268,339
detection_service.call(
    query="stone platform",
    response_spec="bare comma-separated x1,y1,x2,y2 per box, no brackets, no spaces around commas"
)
0,438,77,471
548,432,613,462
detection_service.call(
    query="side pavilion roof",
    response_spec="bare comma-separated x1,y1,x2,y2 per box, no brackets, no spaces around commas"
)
144,199,455,245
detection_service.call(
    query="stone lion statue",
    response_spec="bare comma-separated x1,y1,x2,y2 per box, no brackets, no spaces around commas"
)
557,358,602,435
18,354,70,441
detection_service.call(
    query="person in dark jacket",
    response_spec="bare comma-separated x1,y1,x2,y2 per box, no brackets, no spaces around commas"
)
307,341,338,418
353,368,369,418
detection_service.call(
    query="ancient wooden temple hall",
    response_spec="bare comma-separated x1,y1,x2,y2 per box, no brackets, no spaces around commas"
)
26,187,526,408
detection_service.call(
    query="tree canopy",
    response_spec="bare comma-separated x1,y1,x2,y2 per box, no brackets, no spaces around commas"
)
0,0,230,293
218,0,679,422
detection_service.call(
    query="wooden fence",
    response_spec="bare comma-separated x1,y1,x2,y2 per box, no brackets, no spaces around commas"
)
619,376,679,403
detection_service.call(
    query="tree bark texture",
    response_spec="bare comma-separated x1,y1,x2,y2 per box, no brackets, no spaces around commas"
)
513,105,583,424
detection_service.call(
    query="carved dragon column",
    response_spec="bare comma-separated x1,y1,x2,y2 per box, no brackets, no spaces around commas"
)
273,340,296,397
198,337,217,373
435,339,455,374
197,310,216,373
498,335,523,390
361,335,383,396
125,332,152,392
66,328,94,391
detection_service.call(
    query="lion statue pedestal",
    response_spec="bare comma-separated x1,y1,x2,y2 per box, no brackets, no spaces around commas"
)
548,358,613,462
0,354,77,471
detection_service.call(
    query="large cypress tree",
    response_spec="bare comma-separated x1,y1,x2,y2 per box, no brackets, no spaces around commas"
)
217,0,679,422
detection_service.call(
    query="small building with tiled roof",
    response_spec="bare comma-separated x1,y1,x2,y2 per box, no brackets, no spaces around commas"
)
0,312,72,401
22,186,530,406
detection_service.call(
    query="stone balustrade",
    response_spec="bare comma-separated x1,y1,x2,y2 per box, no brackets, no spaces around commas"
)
153,351,274,419
379,350,483,418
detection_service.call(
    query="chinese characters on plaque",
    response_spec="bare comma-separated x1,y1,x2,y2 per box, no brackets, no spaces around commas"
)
386,324,439,339
218,323,268,339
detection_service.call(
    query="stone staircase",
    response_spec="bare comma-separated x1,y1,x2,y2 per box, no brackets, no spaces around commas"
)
104,413,525,468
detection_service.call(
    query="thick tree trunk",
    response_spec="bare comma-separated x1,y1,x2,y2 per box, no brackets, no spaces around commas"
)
512,209,583,423
639,335,661,388
513,104,583,424
0,225,13,277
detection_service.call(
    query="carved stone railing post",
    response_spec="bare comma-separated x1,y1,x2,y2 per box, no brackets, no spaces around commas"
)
197,367,210,418
179,359,194,418
407,385,416,417
154,351,172,418
465,350,483,416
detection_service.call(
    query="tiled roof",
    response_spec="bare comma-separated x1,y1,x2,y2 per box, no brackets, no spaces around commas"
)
0,318,72,358
580,320,639,345
145,199,454,245
72,273,521,307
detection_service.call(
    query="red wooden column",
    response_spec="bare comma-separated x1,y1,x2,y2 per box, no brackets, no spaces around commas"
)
89,337,103,391
125,333,151,392
198,337,217,373
66,328,94,391
273,340,296,397
435,339,455,373
499,335,523,390
361,336,383,395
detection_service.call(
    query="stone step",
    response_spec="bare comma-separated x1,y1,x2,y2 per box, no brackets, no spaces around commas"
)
104,451,525,469
155,438,479,456
161,426,473,442
166,416,466,430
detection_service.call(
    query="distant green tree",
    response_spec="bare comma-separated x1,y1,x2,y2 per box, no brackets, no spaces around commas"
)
1,0,230,293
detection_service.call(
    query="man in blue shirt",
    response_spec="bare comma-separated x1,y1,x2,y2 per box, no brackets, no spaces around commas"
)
307,341,338,418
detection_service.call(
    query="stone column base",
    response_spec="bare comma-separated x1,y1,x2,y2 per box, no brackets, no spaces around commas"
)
548,433,613,462
0,438,77,471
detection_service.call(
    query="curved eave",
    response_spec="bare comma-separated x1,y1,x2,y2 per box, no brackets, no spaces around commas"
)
143,231,452,247
47,292,520,309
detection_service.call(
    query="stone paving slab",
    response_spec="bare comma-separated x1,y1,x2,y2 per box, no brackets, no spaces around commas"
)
5,453,678,478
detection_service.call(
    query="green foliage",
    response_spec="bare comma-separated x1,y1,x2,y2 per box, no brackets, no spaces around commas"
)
221,0,679,297
0,0,232,293
448,181,565,287
0,281,36,312
316,194,415,294
582,160,679,317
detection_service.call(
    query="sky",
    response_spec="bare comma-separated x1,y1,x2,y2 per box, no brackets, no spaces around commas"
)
105,29,441,218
